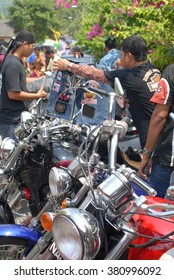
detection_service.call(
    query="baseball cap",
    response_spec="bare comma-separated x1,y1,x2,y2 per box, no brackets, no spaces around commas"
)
15,30,35,44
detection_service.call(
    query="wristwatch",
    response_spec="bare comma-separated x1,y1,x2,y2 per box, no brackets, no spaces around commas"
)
142,147,152,156
67,62,74,71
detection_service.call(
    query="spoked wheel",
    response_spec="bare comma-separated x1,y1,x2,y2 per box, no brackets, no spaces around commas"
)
8,188,32,225
0,237,29,260
0,178,32,225
0,199,15,224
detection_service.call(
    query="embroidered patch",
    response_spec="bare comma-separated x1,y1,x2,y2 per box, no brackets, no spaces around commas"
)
147,73,161,92
52,81,61,92
81,91,97,104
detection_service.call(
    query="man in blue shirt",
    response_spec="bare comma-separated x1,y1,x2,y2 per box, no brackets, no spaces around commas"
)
96,37,121,70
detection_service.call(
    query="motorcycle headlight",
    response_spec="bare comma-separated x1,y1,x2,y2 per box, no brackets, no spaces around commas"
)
14,111,35,138
52,208,101,260
49,167,72,197
21,111,35,130
0,137,16,160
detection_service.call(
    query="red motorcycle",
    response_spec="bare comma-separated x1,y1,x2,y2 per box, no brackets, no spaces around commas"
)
128,196,174,260
24,164,174,260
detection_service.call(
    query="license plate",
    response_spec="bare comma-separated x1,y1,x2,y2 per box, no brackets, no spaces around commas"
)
48,241,62,260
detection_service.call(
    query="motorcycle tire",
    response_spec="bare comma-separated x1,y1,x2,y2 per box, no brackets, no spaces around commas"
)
0,237,29,260
0,199,15,224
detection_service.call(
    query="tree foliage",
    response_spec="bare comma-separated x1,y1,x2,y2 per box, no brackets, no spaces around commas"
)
8,0,174,70
8,0,60,42
74,0,174,70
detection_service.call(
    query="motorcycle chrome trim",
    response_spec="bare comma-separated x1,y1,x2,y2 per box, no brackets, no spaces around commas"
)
97,171,133,210
118,165,157,196
0,137,16,160
104,226,136,260
28,200,52,228
109,130,119,172
165,186,174,201
65,181,90,207
141,202,174,218
67,156,88,178
3,128,37,173
24,231,53,260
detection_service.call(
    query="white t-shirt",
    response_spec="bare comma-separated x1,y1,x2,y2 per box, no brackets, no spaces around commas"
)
47,54,60,72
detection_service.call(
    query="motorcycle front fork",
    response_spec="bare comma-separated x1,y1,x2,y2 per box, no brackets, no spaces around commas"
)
104,223,136,260
24,230,53,260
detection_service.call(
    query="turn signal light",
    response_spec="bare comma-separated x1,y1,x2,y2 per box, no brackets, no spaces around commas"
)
40,212,55,231
61,199,67,209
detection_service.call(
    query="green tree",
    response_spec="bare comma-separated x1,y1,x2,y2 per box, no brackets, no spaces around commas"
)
8,0,60,42
75,0,174,70
55,4,82,38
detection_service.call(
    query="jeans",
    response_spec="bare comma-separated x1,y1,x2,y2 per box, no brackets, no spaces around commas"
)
148,162,174,198
0,123,18,141
46,71,75,120
75,82,116,126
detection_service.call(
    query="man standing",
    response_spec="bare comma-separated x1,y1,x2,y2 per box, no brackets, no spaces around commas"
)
53,35,161,149
96,37,121,70
138,64,174,197
46,47,60,72
0,30,47,140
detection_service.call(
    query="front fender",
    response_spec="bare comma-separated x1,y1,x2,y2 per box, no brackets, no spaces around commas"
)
0,224,43,247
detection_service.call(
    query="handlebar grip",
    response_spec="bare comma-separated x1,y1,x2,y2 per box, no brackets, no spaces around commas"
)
130,173,157,196
87,86,109,97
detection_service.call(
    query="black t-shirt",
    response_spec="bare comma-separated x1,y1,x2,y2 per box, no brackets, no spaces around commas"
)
104,62,161,147
150,64,174,167
0,54,28,124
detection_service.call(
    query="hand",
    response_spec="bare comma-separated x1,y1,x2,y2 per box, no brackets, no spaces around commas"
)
138,154,152,179
36,84,47,99
53,59,70,71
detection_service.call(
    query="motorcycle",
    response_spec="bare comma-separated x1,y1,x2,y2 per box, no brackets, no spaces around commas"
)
0,77,142,259
0,98,85,224
24,84,174,261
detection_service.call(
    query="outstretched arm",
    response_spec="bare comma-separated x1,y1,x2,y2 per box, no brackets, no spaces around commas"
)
53,59,110,84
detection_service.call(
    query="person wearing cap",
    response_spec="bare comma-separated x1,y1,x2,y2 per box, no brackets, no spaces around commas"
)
53,35,161,149
0,30,47,140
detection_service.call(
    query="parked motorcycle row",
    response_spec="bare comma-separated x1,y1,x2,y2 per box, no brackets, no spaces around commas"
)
0,69,174,261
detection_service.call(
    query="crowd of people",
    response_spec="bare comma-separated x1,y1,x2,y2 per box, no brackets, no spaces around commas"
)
53,35,174,199
0,29,174,199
